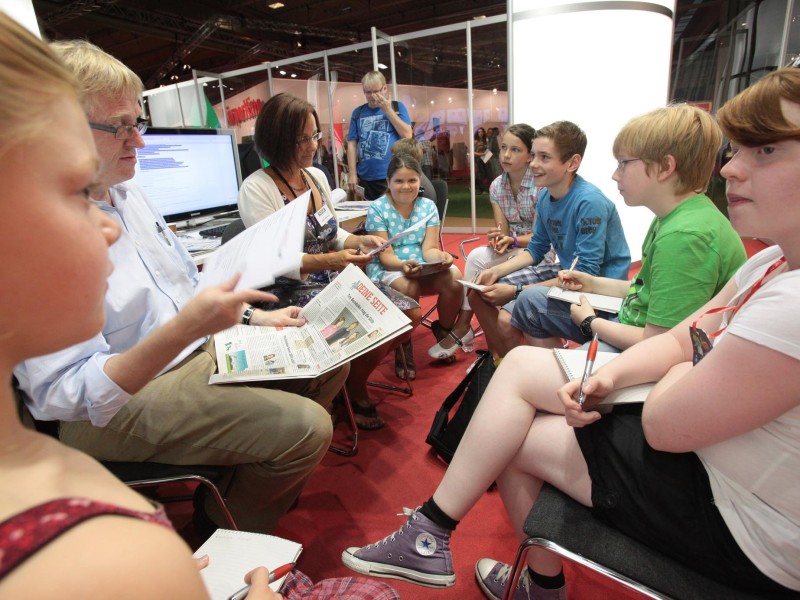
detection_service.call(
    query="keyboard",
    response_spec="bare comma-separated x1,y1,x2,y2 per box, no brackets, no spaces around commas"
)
199,224,228,238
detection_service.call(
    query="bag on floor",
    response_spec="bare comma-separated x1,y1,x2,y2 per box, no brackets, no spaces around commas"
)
426,349,495,463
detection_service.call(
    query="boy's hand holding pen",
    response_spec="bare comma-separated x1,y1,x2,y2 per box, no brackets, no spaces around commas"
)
560,255,580,290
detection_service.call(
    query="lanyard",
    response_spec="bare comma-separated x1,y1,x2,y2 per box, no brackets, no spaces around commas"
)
692,256,786,339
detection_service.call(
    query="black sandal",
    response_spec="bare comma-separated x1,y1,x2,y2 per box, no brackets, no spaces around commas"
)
351,400,386,430
394,340,416,380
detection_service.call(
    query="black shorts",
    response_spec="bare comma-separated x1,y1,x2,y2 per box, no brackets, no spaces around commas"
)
574,407,795,596
360,178,388,201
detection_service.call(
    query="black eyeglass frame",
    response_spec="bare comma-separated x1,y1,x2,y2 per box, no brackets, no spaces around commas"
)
89,118,149,140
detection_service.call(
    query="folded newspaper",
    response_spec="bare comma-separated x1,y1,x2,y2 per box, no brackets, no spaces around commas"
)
209,264,412,383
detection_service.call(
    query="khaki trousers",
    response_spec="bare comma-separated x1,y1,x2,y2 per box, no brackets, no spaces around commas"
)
60,342,348,533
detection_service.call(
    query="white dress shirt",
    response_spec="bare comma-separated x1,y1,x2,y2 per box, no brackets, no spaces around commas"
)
15,181,202,426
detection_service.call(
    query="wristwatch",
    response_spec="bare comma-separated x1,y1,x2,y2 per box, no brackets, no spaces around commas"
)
241,306,256,325
514,283,524,299
579,315,597,337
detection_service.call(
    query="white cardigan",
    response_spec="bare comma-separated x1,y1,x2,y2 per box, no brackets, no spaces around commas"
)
238,167,350,280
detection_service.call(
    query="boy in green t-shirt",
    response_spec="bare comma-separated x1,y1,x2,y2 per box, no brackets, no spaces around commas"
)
511,104,747,353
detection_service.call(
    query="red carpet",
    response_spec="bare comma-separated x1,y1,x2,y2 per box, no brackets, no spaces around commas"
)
268,234,647,599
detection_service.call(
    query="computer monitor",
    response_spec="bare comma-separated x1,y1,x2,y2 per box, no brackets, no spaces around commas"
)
133,127,242,225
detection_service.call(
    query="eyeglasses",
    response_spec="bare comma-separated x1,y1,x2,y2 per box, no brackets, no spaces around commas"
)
89,119,148,140
616,158,642,172
363,87,384,95
296,131,323,147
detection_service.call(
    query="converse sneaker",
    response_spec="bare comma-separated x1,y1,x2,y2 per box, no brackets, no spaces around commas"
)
342,508,456,588
475,558,566,600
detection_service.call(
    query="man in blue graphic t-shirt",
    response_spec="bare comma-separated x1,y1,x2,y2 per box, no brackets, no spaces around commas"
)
346,70,412,200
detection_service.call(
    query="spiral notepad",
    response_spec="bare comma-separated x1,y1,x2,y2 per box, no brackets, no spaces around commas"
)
553,348,653,405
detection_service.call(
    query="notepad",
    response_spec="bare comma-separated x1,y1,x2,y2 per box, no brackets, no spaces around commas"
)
192,529,302,599
546,286,623,314
416,260,449,276
457,279,487,292
553,348,653,405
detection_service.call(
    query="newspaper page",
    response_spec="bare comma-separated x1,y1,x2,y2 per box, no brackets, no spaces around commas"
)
196,190,308,293
209,264,412,383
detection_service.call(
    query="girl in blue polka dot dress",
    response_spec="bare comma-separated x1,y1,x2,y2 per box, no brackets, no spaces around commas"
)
366,153,475,360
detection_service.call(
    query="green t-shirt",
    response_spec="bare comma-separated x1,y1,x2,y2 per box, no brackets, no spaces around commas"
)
619,194,746,328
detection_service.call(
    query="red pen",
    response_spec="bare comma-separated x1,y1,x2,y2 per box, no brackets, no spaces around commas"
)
228,562,295,600
578,333,599,406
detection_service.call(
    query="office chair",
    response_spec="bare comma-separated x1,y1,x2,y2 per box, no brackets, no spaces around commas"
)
502,484,770,600
221,218,246,244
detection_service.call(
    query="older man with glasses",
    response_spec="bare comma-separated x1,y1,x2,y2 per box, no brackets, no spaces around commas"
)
346,70,412,201
14,40,346,536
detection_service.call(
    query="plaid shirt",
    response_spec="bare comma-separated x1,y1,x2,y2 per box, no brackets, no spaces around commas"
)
419,139,434,167
281,570,400,599
489,168,538,236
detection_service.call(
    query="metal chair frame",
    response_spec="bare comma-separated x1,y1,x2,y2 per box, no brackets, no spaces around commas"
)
328,386,359,456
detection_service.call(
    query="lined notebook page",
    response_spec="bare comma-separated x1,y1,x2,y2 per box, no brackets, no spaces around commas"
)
192,529,302,599
546,287,623,314
553,348,653,405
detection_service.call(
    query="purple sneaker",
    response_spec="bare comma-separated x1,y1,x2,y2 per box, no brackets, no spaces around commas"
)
342,508,456,588
475,558,566,600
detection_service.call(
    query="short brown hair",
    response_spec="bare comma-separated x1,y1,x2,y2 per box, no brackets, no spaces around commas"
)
613,104,722,195
254,93,320,171
717,68,800,146
391,138,423,162
535,121,587,162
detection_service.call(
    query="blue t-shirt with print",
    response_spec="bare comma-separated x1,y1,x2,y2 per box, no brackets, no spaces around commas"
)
347,102,412,181
365,195,440,282
526,175,631,280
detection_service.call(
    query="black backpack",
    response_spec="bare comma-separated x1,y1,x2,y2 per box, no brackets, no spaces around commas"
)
425,350,496,463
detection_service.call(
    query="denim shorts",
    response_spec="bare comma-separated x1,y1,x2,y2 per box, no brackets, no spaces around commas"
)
510,285,619,346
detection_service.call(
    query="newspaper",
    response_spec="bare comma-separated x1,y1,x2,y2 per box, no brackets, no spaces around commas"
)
209,264,412,383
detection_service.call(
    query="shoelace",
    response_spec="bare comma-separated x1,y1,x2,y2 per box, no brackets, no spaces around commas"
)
366,507,418,548
493,563,532,592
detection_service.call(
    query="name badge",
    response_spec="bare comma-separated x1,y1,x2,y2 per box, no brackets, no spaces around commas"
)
315,204,334,226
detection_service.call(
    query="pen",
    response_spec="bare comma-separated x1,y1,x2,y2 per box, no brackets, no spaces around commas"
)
228,562,295,600
492,222,502,249
578,333,599,406
562,255,579,290
155,221,172,246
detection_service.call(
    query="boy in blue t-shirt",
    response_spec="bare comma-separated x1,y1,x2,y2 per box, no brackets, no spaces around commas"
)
346,71,412,200
471,120,631,357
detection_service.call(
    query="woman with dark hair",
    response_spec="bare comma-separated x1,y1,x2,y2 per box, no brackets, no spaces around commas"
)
238,93,420,430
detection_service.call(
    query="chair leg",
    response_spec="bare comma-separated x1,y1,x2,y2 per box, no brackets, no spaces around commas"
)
505,537,671,600
329,387,359,456
503,537,534,600
367,344,413,396
198,478,239,530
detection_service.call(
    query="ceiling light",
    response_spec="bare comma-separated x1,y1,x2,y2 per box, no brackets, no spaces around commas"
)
290,73,297,78
377,63,388,69
268,2,284,8
279,70,287,75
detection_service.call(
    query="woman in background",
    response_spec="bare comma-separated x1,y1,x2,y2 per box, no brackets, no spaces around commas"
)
238,93,420,430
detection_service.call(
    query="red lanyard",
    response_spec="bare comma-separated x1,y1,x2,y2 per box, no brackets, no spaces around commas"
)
692,256,786,339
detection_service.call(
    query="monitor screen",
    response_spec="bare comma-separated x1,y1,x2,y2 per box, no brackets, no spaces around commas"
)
133,127,242,225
